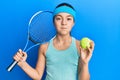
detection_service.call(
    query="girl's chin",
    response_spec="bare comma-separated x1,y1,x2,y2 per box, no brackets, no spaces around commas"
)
58,31,70,36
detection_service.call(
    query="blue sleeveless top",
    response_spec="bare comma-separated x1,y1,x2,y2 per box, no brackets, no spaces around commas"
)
45,37,80,80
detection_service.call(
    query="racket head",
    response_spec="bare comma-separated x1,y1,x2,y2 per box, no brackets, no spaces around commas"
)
28,11,56,44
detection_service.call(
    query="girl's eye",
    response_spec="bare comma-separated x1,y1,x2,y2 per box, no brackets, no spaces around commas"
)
67,18,72,21
56,17,61,21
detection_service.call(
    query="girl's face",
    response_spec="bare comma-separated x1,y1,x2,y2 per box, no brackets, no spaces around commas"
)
54,12,74,36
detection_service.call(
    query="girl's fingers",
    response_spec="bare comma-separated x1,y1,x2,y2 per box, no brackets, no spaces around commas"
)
13,49,25,62
13,57,19,62
19,49,24,56
22,52,27,57
14,53,20,62
79,46,82,54
87,47,92,56
90,41,95,50
16,52,23,58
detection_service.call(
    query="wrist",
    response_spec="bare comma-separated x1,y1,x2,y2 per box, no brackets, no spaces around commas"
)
17,61,27,67
80,63,89,68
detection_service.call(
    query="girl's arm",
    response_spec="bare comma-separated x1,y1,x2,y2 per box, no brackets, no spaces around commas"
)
76,40,94,80
13,44,47,80
78,60,90,80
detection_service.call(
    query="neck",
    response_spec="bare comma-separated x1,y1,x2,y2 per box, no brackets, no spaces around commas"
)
55,34,71,42
53,34,72,50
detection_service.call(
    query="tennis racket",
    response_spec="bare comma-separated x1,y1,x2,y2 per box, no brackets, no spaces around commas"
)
7,10,56,72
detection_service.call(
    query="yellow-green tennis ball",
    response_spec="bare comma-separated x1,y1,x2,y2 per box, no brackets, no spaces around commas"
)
80,37,90,49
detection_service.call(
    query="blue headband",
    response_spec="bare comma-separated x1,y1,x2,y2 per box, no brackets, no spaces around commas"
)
53,6,76,20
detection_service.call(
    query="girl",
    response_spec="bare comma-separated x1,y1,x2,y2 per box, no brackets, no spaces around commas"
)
13,3,94,80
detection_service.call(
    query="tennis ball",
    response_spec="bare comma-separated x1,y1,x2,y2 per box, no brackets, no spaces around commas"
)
80,37,91,49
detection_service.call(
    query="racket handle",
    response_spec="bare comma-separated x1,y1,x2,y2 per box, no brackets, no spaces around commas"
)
7,60,17,72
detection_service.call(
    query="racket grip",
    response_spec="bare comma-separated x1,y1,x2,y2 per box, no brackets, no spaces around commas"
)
7,60,18,72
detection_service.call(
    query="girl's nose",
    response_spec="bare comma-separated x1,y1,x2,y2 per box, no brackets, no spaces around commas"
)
61,19,67,25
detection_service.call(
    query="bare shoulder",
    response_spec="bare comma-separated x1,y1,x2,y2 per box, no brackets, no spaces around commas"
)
76,40,80,48
75,39,80,54
38,42,49,56
39,43,49,50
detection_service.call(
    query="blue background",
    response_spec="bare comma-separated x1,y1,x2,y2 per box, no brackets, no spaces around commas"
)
0,0,120,80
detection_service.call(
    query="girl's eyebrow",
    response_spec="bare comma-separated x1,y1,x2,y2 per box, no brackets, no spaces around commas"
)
67,15,73,17
56,15,62,17
56,14,72,18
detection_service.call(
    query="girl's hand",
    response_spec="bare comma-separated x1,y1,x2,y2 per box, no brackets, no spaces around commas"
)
13,49,27,65
80,40,95,65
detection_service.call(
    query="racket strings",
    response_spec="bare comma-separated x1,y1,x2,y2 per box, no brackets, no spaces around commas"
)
29,11,56,43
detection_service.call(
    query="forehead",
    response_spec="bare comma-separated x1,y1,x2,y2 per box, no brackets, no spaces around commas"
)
55,12,73,17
